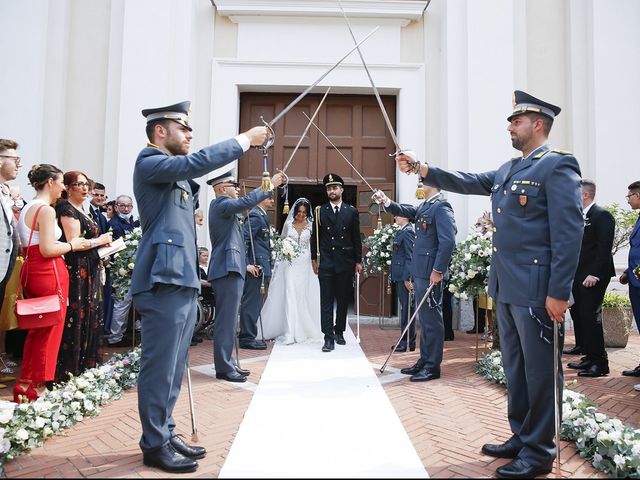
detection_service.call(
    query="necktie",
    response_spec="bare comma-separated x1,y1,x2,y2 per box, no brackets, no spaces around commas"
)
334,205,339,216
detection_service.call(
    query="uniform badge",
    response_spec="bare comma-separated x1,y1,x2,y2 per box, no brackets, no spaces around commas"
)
519,195,527,207
422,222,428,231
182,191,189,202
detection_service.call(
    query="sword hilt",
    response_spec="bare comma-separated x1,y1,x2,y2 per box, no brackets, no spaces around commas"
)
260,116,275,149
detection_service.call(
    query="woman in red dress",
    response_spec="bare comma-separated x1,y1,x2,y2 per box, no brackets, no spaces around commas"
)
14,164,86,402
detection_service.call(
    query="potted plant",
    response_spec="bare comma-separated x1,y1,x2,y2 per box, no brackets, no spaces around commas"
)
601,291,633,348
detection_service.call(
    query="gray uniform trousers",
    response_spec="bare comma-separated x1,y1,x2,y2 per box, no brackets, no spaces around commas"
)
414,278,444,371
238,274,269,344
497,302,563,468
212,273,244,374
133,284,197,451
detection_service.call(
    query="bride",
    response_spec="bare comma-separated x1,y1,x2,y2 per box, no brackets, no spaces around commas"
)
259,198,323,344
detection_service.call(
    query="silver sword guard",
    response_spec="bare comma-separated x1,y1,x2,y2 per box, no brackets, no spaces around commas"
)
260,116,275,149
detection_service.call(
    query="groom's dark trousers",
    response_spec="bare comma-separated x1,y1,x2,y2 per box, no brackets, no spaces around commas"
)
311,202,362,341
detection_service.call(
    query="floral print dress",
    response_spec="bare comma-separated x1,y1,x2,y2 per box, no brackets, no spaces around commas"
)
55,200,104,382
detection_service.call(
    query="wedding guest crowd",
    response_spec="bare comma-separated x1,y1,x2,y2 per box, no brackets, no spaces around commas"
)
0,137,143,402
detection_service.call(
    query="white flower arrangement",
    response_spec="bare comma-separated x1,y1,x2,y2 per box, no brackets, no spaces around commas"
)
107,227,142,301
448,214,493,299
0,348,141,473
363,223,399,275
477,351,640,477
270,228,300,264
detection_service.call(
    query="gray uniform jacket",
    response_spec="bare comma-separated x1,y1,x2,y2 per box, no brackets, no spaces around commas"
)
208,189,272,282
386,196,457,280
131,139,243,296
425,145,583,307
390,223,416,282
243,206,272,277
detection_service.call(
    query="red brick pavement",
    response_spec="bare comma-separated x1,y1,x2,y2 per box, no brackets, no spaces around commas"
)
3,326,640,478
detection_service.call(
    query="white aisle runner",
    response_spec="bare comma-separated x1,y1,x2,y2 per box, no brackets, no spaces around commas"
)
219,328,428,478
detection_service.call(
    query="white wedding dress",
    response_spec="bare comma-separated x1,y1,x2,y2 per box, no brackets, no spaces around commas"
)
259,218,323,344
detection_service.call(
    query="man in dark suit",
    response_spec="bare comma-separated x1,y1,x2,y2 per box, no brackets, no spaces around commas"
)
238,196,273,350
565,180,615,377
395,90,584,479
131,100,268,473
374,186,457,381
89,182,109,234
391,212,416,352
311,173,362,352
0,139,20,307
620,180,640,378
208,171,284,382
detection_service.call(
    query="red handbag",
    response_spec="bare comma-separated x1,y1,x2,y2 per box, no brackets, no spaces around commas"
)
16,205,64,329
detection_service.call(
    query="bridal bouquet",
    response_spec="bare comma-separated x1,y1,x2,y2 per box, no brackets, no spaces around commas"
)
108,227,142,301
448,213,493,299
271,231,301,264
634,265,640,280
363,223,399,275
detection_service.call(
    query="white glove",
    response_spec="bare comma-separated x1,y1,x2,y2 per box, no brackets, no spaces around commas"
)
372,190,390,207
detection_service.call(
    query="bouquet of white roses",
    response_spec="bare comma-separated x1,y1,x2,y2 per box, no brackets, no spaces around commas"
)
108,227,142,301
271,229,301,264
363,223,399,275
448,214,492,299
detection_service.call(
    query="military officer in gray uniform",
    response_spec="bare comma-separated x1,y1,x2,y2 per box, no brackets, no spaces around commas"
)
238,195,274,350
374,188,456,380
390,211,416,352
394,91,583,479
208,171,284,382
132,101,268,473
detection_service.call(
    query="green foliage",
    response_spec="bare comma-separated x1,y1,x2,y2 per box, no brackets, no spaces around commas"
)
605,203,638,255
602,291,631,309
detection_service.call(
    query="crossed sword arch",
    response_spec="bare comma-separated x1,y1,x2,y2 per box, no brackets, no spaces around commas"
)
188,4,563,475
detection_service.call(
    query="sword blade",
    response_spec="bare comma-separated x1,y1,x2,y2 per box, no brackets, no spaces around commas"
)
302,111,376,192
281,87,331,174
267,26,379,127
338,1,402,154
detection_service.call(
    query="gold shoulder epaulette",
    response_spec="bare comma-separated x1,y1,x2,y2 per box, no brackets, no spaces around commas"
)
552,149,572,155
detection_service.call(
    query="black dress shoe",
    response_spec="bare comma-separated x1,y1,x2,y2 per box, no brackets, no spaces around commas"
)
322,338,335,352
235,366,250,376
409,344,416,352
401,360,425,375
444,334,455,341
578,364,610,377
142,443,198,473
239,341,267,350
466,327,484,334
481,440,521,459
409,368,440,382
495,457,551,479
169,434,206,459
395,344,407,352
563,345,583,355
622,365,640,377
568,358,593,370
335,333,346,345
215,370,247,382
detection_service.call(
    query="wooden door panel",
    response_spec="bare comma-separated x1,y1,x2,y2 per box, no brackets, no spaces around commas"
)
239,92,397,318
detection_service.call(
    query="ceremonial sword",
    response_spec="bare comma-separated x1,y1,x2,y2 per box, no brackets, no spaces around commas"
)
338,1,403,156
260,26,379,149
278,87,331,213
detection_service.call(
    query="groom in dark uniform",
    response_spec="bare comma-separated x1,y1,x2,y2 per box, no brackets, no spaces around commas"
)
311,173,362,352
